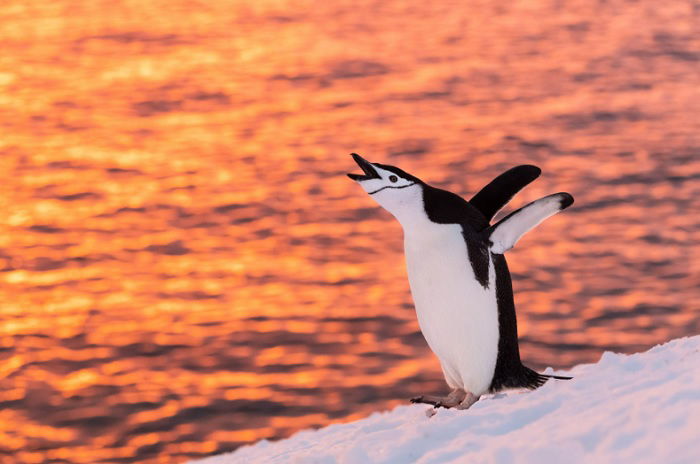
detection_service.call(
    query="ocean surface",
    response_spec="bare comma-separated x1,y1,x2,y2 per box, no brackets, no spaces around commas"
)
1,1,699,463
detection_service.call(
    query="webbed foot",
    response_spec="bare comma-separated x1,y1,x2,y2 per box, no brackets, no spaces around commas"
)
455,392,480,410
410,389,467,409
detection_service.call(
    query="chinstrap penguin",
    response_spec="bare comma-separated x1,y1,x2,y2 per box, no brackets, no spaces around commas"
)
348,153,573,410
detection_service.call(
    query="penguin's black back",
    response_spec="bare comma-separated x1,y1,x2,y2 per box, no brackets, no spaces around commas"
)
488,253,549,391
421,186,492,288
421,185,489,230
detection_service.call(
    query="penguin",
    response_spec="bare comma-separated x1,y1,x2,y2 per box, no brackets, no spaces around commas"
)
347,153,573,410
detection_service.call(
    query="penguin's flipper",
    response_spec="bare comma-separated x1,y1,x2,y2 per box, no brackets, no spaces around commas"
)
469,165,542,222
487,192,574,254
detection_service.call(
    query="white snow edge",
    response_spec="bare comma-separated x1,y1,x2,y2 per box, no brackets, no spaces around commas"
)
192,336,700,464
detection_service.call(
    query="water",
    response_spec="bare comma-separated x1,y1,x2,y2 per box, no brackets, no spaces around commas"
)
1,1,699,462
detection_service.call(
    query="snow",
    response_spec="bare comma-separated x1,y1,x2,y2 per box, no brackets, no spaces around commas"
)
193,336,700,464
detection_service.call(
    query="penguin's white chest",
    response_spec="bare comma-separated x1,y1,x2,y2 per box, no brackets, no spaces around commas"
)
404,222,499,395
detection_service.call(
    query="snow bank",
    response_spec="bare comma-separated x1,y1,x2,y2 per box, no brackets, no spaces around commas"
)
193,336,700,464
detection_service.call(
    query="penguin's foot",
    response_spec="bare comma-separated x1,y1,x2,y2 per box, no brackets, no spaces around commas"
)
410,395,441,407
455,392,480,410
410,389,466,409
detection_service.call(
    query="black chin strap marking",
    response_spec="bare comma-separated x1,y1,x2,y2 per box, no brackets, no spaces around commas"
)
369,182,416,195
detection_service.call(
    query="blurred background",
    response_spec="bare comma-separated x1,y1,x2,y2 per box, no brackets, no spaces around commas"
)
1,0,699,462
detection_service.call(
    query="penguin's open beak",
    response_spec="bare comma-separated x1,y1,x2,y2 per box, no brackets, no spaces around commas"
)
347,153,380,181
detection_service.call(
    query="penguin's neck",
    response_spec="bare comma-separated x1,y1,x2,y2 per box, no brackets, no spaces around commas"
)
373,184,432,231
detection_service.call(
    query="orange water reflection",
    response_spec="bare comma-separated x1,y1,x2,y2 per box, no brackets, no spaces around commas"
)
1,0,699,462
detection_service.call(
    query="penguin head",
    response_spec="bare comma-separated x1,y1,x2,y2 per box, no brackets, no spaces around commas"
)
347,153,424,221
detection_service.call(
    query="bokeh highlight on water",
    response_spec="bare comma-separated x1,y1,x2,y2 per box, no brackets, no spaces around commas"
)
1,1,699,462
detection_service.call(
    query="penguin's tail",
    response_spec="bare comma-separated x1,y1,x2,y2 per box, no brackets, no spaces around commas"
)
523,367,573,390
490,365,573,392
542,374,573,381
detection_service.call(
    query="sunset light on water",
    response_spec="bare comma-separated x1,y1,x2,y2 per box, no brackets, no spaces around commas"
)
1,1,699,462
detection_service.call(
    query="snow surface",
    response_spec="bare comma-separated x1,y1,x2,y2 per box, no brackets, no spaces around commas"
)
193,336,700,464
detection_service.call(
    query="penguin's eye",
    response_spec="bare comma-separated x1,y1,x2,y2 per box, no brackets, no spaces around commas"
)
389,175,398,183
